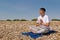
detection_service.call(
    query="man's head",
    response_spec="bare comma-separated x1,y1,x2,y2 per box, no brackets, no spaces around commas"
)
39,8,46,17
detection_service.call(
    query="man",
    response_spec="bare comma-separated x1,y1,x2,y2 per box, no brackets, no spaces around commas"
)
30,8,50,33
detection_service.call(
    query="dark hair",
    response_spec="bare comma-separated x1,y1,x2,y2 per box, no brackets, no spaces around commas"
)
40,8,46,12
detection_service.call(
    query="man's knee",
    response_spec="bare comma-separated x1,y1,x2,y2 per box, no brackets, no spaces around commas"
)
37,29,49,33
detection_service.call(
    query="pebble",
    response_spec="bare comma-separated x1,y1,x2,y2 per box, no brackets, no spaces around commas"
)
0,21,59,40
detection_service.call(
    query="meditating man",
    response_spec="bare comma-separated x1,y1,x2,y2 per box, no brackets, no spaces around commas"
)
30,8,50,33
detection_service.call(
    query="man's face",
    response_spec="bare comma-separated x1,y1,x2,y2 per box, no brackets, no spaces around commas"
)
39,10,45,16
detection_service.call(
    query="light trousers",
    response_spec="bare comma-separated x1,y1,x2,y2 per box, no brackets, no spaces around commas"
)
30,25,50,33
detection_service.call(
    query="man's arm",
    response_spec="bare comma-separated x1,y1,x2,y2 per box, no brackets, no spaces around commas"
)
42,22,50,27
42,16,50,27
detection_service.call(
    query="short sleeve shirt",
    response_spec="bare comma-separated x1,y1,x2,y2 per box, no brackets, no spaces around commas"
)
37,15,50,24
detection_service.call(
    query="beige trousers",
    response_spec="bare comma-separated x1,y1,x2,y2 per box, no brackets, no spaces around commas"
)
30,26,50,33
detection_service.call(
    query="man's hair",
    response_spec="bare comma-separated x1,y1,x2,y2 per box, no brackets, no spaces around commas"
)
40,8,46,12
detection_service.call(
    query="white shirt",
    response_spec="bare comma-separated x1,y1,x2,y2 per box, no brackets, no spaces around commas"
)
37,15,50,27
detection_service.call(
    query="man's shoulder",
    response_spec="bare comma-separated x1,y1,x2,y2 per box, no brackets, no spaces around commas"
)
37,15,49,19
45,15,49,18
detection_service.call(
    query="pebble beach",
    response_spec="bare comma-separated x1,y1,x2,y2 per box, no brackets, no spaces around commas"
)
0,21,60,40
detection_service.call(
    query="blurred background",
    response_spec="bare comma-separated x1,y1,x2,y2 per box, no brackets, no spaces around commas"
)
0,0,60,21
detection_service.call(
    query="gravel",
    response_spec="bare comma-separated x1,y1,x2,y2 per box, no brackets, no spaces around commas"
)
0,21,60,40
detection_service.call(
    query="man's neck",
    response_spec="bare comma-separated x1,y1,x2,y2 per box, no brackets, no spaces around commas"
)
41,15,45,17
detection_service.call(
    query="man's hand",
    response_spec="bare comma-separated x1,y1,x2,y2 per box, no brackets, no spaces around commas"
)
40,19,43,25
36,23,40,27
36,19,43,27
